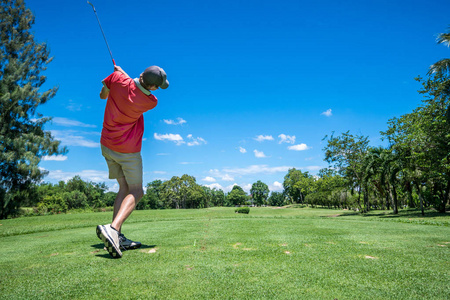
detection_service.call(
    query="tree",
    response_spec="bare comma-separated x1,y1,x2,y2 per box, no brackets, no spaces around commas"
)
268,191,286,207
227,185,248,206
139,180,163,209
250,180,269,206
283,168,315,204
428,26,450,78
323,131,369,211
160,175,206,209
0,0,66,219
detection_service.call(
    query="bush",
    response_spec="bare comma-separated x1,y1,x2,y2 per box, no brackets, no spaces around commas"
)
235,207,250,214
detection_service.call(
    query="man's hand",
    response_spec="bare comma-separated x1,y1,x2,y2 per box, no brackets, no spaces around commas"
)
114,65,130,78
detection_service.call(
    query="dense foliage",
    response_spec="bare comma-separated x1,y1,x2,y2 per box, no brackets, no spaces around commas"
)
0,0,66,219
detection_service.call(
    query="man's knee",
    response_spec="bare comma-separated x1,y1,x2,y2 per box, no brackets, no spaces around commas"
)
129,185,144,202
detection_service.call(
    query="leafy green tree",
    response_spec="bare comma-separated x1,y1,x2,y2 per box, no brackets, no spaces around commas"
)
0,0,66,218
227,185,248,206
211,188,226,207
250,180,269,206
428,26,450,78
160,175,206,209
139,180,163,209
268,191,285,206
283,168,314,204
323,131,369,211
382,71,450,213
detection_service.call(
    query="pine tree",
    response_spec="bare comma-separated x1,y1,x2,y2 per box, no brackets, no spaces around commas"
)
0,0,66,219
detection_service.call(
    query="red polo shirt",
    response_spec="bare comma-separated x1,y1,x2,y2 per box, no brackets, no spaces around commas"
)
100,71,157,153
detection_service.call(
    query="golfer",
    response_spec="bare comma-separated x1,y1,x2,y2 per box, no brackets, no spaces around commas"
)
97,64,169,258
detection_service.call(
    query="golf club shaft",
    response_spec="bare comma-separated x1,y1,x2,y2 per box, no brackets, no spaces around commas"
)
87,1,116,65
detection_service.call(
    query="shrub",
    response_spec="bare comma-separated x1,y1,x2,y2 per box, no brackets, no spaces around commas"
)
235,207,250,214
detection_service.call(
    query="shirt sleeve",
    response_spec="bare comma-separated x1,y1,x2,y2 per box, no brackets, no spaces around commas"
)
102,71,128,90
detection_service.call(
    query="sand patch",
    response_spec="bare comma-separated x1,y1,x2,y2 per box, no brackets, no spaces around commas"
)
325,214,340,217
284,251,291,255
185,265,193,271
50,253,59,257
280,243,288,247
365,255,378,259
141,247,158,254
232,243,242,249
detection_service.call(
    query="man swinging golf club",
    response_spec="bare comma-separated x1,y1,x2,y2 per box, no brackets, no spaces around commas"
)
97,65,169,258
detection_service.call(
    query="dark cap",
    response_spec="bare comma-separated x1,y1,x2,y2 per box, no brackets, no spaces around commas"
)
142,66,169,89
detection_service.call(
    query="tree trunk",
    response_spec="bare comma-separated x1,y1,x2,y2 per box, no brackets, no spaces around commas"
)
392,184,398,214
405,181,415,208
440,179,449,213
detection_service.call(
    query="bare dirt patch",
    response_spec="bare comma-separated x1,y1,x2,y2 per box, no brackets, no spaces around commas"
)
325,214,341,218
141,247,158,254
365,255,378,259
232,243,242,249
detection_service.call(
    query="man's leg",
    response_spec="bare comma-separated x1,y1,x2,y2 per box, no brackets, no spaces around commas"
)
112,177,129,232
111,180,143,232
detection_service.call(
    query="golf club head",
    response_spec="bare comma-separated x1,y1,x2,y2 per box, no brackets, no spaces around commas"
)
87,1,95,11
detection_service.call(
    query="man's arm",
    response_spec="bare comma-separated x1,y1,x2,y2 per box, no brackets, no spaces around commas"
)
100,65,128,99
100,85,109,99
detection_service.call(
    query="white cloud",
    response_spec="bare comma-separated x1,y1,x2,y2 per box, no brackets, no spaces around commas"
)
42,155,68,161
202,176,216,182
187,134,207,146
65,100,83,112
243,184,252,193
225,183,239,193
239,147,247,153
305,165,323,172
154,133,185,145
278,134,296,144
255,135,274,142
163,117,187,125
51,130,100,148
44,169,110,183
254,149,267,158
153,171,167,174
222,174,234,181
321,109,332,117
288,143,309,151
53,117,96,128
212,165,293,178
270,181,284,192
205,183,224,190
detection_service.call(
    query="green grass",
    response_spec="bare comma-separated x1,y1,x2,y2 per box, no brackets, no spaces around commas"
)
0,207,449,299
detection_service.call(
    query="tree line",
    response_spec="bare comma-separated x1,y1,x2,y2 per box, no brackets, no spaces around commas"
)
0,1,448,218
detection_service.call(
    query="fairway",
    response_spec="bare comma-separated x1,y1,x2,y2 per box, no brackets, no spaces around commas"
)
1,207,449,299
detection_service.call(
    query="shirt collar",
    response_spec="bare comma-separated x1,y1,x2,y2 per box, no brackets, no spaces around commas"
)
134,78,151,96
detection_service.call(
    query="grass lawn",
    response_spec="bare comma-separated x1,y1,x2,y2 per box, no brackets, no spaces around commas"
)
0,207,448,299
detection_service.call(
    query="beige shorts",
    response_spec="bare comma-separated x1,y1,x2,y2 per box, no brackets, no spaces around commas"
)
101,145,143,185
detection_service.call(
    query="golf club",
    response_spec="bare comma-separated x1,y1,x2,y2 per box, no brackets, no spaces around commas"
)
87,1,116,65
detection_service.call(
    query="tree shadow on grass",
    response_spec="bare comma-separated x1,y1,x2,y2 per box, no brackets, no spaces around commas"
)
338,209,448,219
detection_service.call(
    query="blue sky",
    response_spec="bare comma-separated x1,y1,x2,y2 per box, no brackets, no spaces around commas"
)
27,0,449,193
